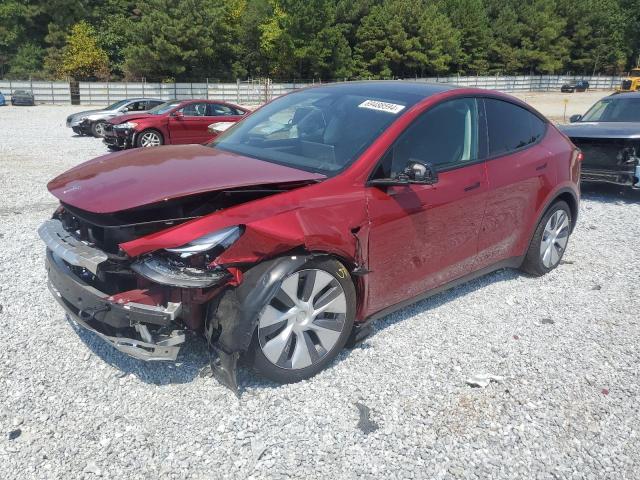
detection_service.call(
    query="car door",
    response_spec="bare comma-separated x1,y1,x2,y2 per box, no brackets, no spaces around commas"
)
168,102,211,144
366,97,490,313
475,98,555,269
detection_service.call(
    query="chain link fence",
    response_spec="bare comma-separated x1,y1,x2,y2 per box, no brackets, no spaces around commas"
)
0,75,624,106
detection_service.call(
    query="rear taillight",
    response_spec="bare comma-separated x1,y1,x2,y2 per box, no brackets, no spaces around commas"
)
576,151,584,162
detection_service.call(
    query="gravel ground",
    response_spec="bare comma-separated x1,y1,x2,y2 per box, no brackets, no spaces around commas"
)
1,104,639,479
512,90,612,123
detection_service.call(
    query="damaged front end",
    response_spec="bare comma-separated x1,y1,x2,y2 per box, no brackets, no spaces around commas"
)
39,178,359,393
571,137,640,188
40,219,188,360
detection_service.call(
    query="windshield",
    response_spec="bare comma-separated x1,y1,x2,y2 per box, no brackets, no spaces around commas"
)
210,86,423,175
148,100,181,115
581,97,640,122
106,100,129,110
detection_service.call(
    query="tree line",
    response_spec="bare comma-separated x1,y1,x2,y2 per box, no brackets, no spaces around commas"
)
1,0,639,82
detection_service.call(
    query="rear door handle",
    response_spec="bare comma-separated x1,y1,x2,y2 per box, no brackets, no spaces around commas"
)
536,162,548,171
464,181,481,192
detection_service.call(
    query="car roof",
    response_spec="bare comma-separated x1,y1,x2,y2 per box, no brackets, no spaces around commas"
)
123,98,163,102
303,80,455,99
602,92,640,100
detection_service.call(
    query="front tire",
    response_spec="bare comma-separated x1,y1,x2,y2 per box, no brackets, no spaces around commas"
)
136,129,164,148
521,201,572,276
91,121,107,138
248,257,356,384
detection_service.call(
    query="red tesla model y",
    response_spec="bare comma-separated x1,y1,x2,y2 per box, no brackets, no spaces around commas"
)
40,81,581,390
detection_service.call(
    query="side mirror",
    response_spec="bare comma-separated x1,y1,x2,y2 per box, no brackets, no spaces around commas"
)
403,160,438,184
173,111,184,120
569,114,582,123
121,107,129,113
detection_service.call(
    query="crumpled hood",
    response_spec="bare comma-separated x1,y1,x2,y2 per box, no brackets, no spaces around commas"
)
109,112,153,124
47,144,325,214
559,122,640,139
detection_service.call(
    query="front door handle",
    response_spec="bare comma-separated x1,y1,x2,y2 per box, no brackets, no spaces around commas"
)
464,181,481,192
536,162,548,171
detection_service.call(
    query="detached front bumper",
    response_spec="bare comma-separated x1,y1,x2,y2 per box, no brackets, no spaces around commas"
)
39,220,186,361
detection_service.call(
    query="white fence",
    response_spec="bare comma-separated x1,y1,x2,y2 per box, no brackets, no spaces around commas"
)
0,75,625,105
0,80,71,104
420,74,622,91
76,79,297,105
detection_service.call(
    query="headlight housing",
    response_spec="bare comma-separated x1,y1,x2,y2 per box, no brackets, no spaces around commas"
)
130,226,243,288
165,226,241,258
114,122,138,130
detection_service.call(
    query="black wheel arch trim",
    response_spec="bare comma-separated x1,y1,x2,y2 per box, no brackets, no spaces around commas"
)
205,254,317,392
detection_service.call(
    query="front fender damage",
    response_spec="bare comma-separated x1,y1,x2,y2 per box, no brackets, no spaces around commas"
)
205,255,312,393
119,186,371,392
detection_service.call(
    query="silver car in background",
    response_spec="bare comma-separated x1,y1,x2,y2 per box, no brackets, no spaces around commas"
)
66,98,164,137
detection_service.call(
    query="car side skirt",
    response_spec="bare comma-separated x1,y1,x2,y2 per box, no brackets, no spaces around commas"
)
363,255,525,325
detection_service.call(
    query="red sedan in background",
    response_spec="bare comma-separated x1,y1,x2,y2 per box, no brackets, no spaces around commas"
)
40,82,581,391
103,99,248,150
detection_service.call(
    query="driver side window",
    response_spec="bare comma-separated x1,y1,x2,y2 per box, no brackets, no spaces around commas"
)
181,102,208,117
373,98,479,179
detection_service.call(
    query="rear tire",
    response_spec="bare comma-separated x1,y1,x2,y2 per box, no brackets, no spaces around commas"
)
520,201,572,276
248,257,356,384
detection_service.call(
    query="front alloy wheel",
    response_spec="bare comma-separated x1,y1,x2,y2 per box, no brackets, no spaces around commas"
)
91,121,106,137
251,258,355,383
138,130,162,148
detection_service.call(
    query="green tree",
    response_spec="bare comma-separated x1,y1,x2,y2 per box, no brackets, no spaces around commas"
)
6,42,45,78
518,0,570,73
355,0,459,78
562,0,627,74
485,0,523,73
444,0,492,74
58,21,109,80
122,0,244,81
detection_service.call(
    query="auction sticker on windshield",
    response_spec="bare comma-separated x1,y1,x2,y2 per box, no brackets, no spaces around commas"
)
358,100,406,114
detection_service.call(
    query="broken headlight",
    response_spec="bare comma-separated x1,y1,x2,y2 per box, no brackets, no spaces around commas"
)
130,226,242,288
165,226,241,258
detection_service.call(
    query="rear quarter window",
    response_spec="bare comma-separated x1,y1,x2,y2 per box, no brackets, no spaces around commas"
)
484,99,546,157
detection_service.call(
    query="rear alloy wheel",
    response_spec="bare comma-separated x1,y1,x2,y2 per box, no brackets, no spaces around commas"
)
91,121,107,138
250,258,355,383
137,129,163,148
521,201,572,276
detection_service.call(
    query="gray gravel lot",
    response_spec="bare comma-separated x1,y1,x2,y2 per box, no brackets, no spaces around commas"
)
1,104,639,479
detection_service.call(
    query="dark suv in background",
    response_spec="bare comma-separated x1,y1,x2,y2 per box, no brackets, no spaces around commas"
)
561,80,590,93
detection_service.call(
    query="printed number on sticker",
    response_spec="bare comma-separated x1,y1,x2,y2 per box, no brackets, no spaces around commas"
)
358,100,406,114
